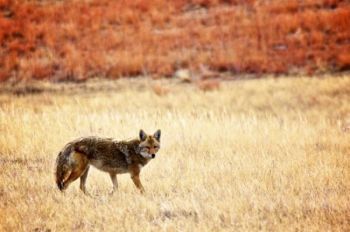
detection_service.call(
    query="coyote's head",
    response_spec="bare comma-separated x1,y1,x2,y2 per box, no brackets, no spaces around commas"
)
138,129,161,159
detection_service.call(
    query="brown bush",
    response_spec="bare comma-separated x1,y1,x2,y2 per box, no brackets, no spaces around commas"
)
0,0,349,81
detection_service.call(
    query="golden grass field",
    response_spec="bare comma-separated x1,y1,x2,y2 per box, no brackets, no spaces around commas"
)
0,76,349,231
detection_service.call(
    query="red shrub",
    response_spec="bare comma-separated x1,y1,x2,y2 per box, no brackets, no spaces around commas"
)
32,64,53,80
0,0,349,82
197,79,220,91
337,53,350,71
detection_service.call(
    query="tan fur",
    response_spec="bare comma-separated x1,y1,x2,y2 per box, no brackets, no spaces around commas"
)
55,129,161,194
129,164,144,193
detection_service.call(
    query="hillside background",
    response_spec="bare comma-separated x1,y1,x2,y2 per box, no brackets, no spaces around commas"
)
0,0,349,82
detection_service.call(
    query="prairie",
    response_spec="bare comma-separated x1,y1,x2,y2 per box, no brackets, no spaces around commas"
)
0,76,349,231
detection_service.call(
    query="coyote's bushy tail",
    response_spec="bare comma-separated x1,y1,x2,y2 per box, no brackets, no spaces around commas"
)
55,146,73,191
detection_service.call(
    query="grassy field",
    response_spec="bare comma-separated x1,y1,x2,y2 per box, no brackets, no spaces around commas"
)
0,76,349,231
1,0,350,81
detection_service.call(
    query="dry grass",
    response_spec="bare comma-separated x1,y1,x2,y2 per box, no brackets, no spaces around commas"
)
1,0,350,81
0,76,350,231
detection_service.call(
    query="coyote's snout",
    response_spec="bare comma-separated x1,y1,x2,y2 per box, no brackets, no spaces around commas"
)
55,129,161,194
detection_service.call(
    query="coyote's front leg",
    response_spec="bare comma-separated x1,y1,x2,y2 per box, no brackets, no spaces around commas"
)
129,165,145,193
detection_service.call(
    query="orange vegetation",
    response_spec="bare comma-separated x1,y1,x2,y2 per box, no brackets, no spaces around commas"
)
0,0,349,81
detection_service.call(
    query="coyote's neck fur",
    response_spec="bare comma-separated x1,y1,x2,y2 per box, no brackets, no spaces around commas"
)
114,139,150,166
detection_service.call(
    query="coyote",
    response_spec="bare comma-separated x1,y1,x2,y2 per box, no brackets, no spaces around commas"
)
55,129,161,194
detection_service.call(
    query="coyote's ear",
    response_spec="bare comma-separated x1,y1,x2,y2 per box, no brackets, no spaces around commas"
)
139,129,147,141
153,129,161,141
